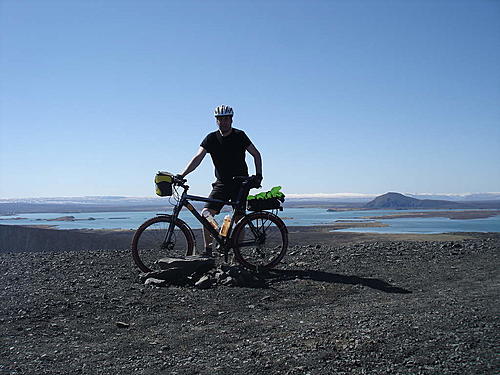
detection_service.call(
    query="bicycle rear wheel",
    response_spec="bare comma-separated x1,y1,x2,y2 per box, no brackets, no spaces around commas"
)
232,211,288,271
131,215,195,273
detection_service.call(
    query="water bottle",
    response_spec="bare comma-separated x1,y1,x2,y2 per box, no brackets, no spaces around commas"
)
202,210,219,230
220,215,231,237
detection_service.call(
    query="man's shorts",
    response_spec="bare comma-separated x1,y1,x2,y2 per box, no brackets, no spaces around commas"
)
204,180,248,215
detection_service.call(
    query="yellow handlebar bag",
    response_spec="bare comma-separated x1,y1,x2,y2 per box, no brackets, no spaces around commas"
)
155,172,173,196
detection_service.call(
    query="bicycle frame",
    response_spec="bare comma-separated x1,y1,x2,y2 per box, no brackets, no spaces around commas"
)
163,186,243,251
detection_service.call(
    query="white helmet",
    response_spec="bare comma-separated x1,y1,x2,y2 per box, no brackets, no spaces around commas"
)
214,105,234,117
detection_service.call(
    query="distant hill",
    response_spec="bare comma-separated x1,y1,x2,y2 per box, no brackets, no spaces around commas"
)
364,192,463,209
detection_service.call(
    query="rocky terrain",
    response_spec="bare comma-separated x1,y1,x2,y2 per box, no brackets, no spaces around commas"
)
1,229,499,374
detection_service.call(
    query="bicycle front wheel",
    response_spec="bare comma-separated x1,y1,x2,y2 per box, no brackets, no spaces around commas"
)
232,211,288,271
131,215,195,273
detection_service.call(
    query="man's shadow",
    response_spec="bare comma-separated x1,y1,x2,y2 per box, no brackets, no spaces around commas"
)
263,269,412,294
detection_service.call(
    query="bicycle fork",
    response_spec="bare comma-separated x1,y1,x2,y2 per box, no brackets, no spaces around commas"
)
162,203,183,250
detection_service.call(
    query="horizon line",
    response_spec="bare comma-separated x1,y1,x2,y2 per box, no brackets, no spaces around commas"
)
2,191,500,201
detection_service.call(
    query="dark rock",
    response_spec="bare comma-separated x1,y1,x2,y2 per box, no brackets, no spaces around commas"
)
157,256,215,274
221,276,236,286
140,268,187,283
214,265,268,288
144,278,169,287
139,256,218,286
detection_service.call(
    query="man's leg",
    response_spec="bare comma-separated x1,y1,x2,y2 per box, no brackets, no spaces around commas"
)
230,182,248,259
201,181,227,257
231,182,249,225
201,207,217,256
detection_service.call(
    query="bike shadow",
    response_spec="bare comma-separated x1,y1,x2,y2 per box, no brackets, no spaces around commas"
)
263,269,412,294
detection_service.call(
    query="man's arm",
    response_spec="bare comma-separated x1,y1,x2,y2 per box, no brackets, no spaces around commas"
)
246,143,262,176
179,147,207,178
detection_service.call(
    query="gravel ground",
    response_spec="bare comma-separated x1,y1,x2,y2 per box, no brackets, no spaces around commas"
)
1,231,499,375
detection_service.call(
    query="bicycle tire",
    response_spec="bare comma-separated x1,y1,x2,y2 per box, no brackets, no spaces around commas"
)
231,211,288,271
131,215,195,273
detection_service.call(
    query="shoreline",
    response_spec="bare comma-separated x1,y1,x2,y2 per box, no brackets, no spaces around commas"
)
363,209,500,220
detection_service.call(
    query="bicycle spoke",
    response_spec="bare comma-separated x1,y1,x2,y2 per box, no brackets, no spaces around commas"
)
132,217,194,273
232,212,287,270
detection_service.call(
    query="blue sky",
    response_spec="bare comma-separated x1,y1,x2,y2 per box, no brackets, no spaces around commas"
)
1,0,499,198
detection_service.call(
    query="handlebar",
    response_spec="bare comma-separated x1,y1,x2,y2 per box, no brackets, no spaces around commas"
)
233,175,262,189
171,175,189,190
170,174,261,189
173,175,187,185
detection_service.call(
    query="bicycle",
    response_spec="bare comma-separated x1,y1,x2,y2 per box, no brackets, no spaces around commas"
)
131,174,288,273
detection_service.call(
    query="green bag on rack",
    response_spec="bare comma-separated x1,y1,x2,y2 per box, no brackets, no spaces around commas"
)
247,186,285,211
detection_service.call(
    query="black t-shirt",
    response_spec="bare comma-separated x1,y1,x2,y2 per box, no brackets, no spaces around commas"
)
200,128,252,182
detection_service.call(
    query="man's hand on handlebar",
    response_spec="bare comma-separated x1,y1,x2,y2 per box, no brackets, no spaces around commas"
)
174,174,187,184
251,174,263,189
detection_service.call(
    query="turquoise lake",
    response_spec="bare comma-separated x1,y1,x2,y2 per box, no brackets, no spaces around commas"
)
0,208,499,234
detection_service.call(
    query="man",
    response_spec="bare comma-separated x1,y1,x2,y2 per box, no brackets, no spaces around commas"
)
178,105,262,256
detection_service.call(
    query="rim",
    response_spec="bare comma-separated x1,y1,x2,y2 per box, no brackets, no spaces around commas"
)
233,213,287,269
133,218,193,272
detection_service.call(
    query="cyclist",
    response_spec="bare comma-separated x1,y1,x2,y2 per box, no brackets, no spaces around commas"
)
178,105,263,257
